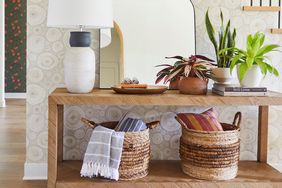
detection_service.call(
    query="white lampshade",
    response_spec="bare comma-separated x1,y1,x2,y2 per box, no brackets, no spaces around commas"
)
47,0,113,29
100,29,112,48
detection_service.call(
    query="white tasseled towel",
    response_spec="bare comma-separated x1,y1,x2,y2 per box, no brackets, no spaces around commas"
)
80,126,125,180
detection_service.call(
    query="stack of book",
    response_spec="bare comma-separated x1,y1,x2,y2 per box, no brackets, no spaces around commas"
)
212,83,268,96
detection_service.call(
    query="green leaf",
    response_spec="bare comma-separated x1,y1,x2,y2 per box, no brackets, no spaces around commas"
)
155,64,172,68
252,32,263,46
220,10,224,26
247,35,261,57
194,69,205,80
220,20,230,50
259,34,265,47
256,59,267,75
156,67,172,77
232,28,237,43
273,68,279,77
246,57,254,68
266,63,280,77
247,34,253,51
226,29,236,67
167,67,183,81
230,54,242,73
166,56,184,60
218,47,233,55
234,47,248,56
195,55,215,62
205,10,219,62
227,29,233,48
238,63,249,81
257,44,280,57
174,61,184,67
155,73,167,84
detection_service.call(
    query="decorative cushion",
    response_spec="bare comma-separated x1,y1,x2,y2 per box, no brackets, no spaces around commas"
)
115,113,147,132
176,108,223,131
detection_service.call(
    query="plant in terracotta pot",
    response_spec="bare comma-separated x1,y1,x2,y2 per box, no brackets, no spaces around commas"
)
163,55,216,95
206,10,237,84
223,32,280,87
155,63,180,90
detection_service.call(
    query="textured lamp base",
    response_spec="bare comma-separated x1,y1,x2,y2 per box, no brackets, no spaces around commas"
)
64,47,95,93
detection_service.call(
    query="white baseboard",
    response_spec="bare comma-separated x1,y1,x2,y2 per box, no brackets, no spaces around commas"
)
5,92,26,99
269,163,282,173
23,162,47,180
0,99,5,107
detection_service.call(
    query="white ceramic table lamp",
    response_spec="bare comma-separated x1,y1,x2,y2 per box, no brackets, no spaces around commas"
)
47,0,113,93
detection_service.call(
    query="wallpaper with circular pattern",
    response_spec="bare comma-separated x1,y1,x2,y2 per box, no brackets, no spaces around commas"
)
27,0,282,166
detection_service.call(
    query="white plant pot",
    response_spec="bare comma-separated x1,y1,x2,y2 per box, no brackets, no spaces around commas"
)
211,68,234,84
238,65,263,87
64,47,95,93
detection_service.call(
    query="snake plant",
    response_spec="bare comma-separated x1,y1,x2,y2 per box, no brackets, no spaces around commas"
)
205,10,237,68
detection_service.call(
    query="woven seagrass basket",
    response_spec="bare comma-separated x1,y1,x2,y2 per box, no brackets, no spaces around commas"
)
81,118,159,181
176,112,241,181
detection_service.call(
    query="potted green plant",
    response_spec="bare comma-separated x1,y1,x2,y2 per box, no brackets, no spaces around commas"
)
225,32,280,87
156,55,215,95
205,10,237,84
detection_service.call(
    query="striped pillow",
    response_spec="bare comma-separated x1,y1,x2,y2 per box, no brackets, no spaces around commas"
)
115,118,147,132
176,108,223,131
115,113,147,132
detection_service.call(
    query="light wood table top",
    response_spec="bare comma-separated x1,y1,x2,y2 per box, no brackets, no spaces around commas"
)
49,88,282,106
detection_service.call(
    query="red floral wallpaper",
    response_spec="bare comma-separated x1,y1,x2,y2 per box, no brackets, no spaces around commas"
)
5,0,26,92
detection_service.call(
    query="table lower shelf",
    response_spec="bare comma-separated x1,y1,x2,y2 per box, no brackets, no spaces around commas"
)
57,160,282,188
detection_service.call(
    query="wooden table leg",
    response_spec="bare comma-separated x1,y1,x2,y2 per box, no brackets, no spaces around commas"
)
258,106,269,163
57,105,64,162
48,98,64,188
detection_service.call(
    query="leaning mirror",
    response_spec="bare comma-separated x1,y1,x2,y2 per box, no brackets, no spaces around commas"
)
100,0,196,88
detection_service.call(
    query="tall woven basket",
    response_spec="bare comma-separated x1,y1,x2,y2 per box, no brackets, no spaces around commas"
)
176,112,241,181
81,118,159,181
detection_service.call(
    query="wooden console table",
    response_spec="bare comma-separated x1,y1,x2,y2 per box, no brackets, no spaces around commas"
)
48,88,282,188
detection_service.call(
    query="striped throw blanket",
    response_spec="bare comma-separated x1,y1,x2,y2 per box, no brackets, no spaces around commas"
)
80,126,125,180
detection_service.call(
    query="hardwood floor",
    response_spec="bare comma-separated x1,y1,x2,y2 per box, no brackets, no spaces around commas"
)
0,100,46,188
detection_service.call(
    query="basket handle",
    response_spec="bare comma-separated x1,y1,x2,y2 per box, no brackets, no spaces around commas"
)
232,112,242,129
175,116,189,131
146,121,160,129
81,117,98,129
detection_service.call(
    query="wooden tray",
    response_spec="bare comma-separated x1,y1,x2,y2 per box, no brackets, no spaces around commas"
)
112,85,167,94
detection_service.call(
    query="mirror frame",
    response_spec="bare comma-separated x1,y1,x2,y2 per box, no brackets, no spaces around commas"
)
99,0,197,88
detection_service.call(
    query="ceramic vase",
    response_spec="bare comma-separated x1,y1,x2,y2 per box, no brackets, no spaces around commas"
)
238,65,263,87
211,67,234,84
169,77,180,90
178,77,208,95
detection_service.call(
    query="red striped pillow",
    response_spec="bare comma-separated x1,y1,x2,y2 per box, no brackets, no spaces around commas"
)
176,108,223,131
